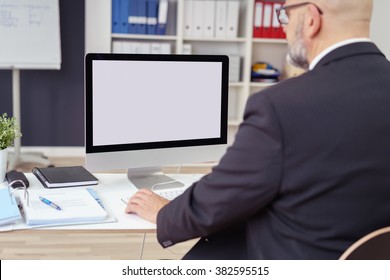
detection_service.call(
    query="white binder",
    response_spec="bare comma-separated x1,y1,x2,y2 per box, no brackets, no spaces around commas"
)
203,0,216,38
112,41,124,53
183,0,194,38
159,43,172,54
228,55,241,82
151,43,162,54
192,0,204,37
182,43,193,54
215,0,227,38
226,0,240,38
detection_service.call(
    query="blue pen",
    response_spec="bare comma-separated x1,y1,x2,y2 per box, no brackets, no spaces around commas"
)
39,196,62,211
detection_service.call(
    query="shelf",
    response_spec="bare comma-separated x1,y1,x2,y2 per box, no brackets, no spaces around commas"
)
183,37,247,43
228,120,242,126
250,82,278,88
112,34,177,41
86,0,288,135
229,82,245,87
252,38,288,44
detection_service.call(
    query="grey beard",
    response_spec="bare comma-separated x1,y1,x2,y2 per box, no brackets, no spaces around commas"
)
287,45,309,70
287,17,310,71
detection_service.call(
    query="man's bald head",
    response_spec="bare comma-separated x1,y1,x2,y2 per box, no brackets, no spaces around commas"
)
314,0,373,32
284,0,374,69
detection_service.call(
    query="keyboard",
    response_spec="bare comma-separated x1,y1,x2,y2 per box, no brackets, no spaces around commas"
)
155,187,187,201
121,187,188,205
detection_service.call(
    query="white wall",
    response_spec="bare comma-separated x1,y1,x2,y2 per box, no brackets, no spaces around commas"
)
371,0,390,59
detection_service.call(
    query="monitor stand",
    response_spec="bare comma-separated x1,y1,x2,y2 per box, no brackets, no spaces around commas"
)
127,167,184,190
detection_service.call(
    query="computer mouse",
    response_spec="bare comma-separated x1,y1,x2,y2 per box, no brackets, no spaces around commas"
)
6,171,29,188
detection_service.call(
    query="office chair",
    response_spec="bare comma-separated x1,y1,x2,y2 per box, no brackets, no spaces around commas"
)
339,226,390,260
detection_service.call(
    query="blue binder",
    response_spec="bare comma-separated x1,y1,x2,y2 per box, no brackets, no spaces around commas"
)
0,188,22,226
128,0,138,34
120,0,130,33
156,0,168,35
137,0,148,34
146,0,158,35
112,0,121,33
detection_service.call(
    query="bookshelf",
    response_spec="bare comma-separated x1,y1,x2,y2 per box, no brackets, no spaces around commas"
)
85,0,288,143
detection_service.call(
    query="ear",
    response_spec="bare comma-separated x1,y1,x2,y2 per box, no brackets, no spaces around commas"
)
305,4,322,38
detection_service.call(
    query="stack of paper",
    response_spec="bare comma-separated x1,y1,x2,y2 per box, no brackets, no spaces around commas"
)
18,188,108,226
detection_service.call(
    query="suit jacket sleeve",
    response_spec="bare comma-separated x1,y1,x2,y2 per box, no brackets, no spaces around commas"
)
157,92,283,248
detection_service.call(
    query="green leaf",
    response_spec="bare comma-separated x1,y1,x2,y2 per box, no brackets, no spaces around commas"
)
0,113,22,150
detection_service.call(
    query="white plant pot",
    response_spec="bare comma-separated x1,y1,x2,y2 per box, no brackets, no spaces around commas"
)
0,148,8,183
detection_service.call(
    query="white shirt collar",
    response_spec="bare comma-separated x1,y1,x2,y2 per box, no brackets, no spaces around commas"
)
309,38,372,70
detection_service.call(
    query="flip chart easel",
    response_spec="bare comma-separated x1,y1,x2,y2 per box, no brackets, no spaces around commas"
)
0,0,62,169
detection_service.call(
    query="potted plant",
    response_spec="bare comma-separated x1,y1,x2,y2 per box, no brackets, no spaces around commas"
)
0,113,22,182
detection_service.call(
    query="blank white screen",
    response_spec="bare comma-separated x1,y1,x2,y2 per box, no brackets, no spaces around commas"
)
92,60,222,146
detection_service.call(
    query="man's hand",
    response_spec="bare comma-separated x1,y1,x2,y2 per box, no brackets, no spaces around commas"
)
125,189,169,224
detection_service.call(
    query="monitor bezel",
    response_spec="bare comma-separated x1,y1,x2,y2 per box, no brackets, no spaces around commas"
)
85,53,229,154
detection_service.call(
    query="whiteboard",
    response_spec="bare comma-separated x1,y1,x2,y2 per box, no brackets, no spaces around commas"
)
0,0,61,69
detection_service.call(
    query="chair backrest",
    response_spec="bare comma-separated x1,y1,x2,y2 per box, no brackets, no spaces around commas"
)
340,227,390,260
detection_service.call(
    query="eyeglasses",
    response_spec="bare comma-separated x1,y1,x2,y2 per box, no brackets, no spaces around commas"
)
276,2,323,25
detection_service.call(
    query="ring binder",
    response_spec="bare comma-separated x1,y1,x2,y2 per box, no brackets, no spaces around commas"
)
8,179,29,206
0,180,27,226
0,184,112,230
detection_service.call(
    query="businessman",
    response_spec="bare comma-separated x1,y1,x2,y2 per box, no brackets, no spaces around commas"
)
126,0,390,259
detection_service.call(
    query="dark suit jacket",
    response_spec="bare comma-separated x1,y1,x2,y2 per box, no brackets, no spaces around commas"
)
156,42,390,259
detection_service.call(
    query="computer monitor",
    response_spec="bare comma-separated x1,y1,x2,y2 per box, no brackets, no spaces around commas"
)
85,53,229,189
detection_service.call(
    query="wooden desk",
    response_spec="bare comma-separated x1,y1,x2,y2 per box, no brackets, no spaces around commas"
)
0,172,205,259
0,230,198,259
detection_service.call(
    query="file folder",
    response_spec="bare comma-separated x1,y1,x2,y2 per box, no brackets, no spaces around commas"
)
147,0,158,34
262,1,273,38
253,0,264,38
192,0,204,37
156,0,169,35
120,0,130,33
128,0,138,34
228,55,241,82
182,43,192,54
112,40,124,53
160,43,171,54
0,187,22,226
215,0,227,38
137,0,148,34
183,0,194,38
226,0,240,38
203,0,215,38
112,0,121,33
276,1,286,38
271,2,281,38
151,42,161,53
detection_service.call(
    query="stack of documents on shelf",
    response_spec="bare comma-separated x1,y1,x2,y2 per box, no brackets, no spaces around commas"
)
112,41,171,54
228,55,241,82
18,188,108,226
32,166,98,188
0,187,22,226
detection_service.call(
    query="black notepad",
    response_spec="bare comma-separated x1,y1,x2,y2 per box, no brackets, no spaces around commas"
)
32,166,98,188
